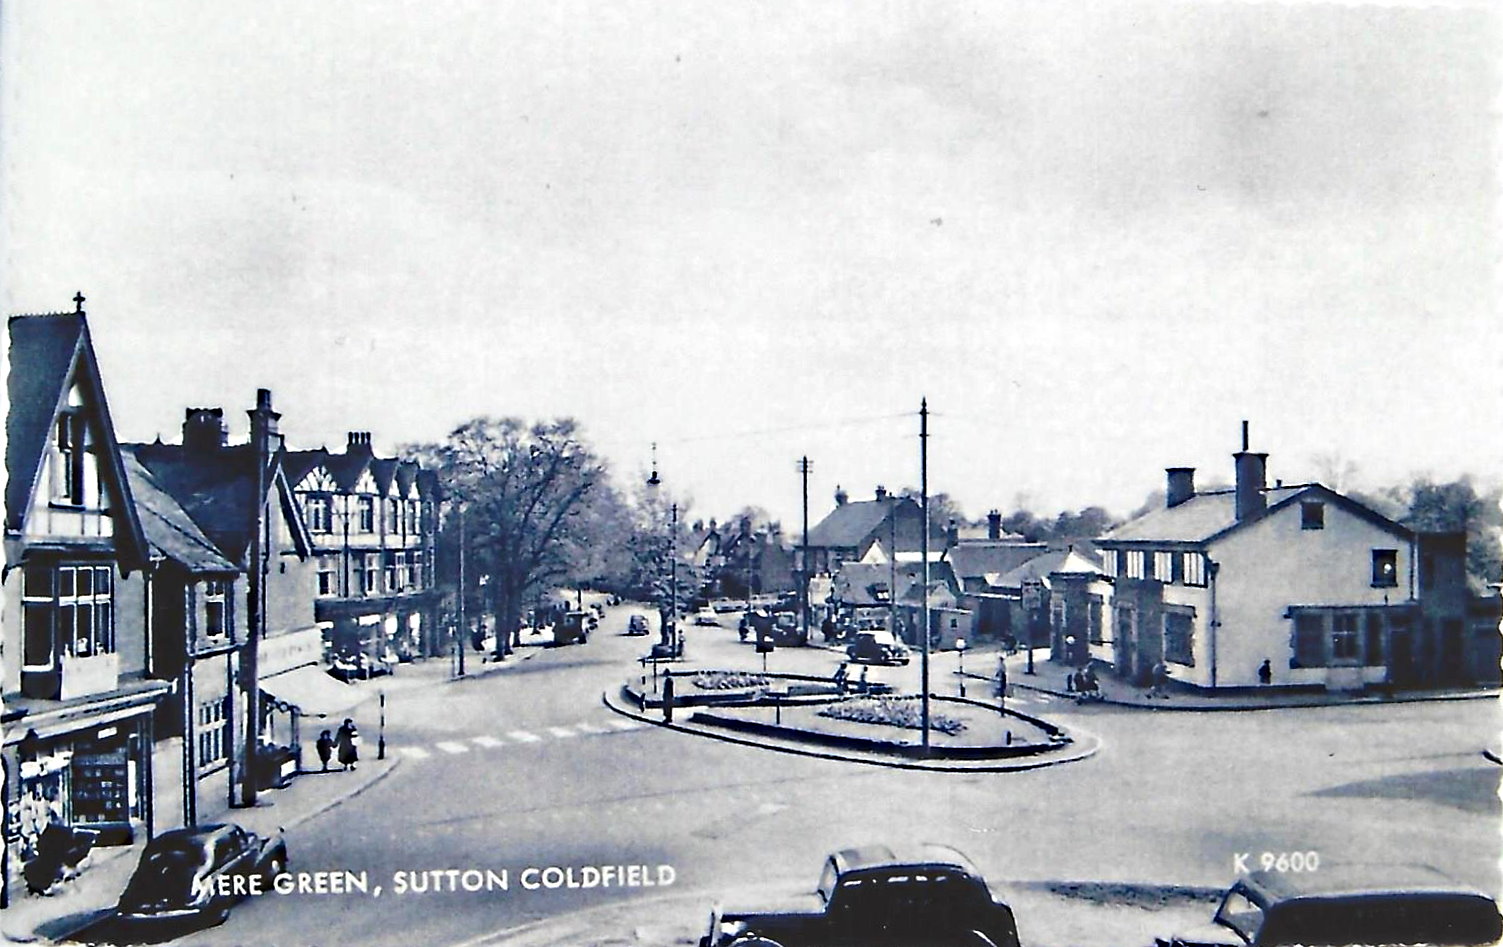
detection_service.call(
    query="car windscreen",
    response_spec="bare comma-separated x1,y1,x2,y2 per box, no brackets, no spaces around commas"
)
124,847,206,904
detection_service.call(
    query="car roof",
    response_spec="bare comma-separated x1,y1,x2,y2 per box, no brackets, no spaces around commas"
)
1239,866,1494,903
831,843,980,877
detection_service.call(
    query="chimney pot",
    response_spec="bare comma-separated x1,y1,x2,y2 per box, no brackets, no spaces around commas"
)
987,509,1002,540
875,485,887,502
182,407,226,452
834,485,848,506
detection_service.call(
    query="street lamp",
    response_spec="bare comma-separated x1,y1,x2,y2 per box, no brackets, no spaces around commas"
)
645,444,678,652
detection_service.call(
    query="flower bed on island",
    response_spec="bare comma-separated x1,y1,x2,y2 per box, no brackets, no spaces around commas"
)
692,671,770,691
819,696,967,736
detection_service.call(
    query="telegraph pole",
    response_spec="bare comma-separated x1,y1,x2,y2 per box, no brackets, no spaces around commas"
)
456,504,466,678
797,456,813,646
920,399,931,752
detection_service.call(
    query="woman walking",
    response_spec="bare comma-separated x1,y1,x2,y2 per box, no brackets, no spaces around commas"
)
335,718,360,771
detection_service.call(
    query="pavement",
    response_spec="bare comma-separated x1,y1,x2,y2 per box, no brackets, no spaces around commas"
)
992,648,1501,710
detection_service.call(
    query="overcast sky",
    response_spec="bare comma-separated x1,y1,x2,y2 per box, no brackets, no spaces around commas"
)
3,1,1498,527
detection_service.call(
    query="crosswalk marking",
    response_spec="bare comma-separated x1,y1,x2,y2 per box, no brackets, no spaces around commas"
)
397,717,655,763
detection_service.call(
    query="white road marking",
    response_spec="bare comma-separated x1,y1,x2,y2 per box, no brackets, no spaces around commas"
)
607,719,645,730
399,747,431,759
471,735,505,748
573,721,611,734
436,741,470,754
547,726,578,739
507,730,542,743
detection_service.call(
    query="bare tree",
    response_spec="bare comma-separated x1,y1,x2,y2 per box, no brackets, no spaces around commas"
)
409,417,608,660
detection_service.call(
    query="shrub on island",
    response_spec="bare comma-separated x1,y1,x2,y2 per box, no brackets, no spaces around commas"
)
818,696,967,736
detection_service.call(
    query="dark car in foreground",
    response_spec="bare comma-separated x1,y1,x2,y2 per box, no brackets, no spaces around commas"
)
701,844,1019,947
847,630,910,666
626,614,651,636
116,824,287,926
1158,867,1503,946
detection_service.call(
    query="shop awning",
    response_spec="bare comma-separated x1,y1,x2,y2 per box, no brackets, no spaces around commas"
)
261,666,371,719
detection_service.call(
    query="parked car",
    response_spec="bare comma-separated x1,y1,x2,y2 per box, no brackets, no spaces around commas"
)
554,610,592,645
327,649,394,681
627,614,651,636
702,844,1019,947
694,612,721,627
1158,867,1503,946
847,629,910,666
116,823,288,925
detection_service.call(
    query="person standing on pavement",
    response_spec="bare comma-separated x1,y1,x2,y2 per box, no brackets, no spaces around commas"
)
1258,658,1272,685
335,718,360,771
996,655,1008,711
661,671,675,723
316,730,335,771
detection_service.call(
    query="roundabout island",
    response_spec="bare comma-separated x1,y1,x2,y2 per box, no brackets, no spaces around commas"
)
607,666,1099,772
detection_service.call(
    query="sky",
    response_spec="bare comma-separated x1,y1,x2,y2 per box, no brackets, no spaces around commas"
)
3,0,1499,528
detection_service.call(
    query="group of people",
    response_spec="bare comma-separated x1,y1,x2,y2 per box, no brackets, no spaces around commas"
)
1067,664,1103,701
831,661,870,694
314,718,361,772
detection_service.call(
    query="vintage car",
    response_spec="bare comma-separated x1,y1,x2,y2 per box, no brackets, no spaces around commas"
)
553,610,592,645
846,630,911,666
1158,867,1503,946
116,823,287,925
626,614,651,636
701,844,1020,947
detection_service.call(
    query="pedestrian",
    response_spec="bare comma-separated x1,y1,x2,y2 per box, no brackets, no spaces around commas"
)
335,718,360,771
996,655,1008,711
1083,664,1099,700
315,730,335,772
821,615,835,643
1258,658,1272,686
833,662,850,694
858,665,870,693
1149,661,1169,699
661,671,675,723
1066,669,1077,693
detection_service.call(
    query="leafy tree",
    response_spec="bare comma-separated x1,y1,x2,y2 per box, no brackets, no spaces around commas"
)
1381,476,1503,591
407,417,609,660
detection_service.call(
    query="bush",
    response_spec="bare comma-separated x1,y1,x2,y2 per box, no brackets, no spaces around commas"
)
691,671,770,691
819,697,966,735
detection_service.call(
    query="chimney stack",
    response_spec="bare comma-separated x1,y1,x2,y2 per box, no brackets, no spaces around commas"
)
1166,468,1196,508
182,407,226,452
1233,420,1268,521
987,509,1002,540
347,431,373,449
249,388,283,453
834,485,848,506
874,485,887,502
946,518,959,548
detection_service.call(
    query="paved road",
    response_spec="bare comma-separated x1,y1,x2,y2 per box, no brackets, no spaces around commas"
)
167,600,1499,947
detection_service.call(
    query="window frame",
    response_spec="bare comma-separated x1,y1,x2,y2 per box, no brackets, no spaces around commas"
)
1371,548,1399,588
1300,501,1325,530
1164,610,1195,666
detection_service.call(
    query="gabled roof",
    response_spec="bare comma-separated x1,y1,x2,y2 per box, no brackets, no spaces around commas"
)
945,541,1049,580
325,442,375,491
121,452,237,572
1101,483,1412,546
988,545,1105,589
897,562,963,604
808,497,909,548
833,561,924,606
121,443,312,564
281,448,330,487
6,313,149,567
370,457,399,494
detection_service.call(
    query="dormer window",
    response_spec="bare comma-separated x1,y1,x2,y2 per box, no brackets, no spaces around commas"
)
1301,501,1325,530
304,495,332,533
204,579,229,639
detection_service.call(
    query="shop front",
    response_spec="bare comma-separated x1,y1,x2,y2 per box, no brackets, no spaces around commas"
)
257,626,371,781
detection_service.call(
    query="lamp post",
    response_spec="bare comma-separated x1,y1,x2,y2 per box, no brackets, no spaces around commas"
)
646,444,678,650
377,691,387,760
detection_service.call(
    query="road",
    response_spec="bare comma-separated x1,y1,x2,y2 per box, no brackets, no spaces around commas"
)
167,599,1499,946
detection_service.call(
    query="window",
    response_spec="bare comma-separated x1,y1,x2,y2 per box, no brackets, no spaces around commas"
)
1164,611,1194,665
198,697,229,771
1331,612,1360,662
1371,549,1398,588
203,579,229,639
1101,550,1118,577
317,556,336,596
1301,501,1325,530
405,499,419,533
411,550,424,589
1364,610,1385,665
23,563,114,664
385,498,400,533
53,412,86,505
304,495,332,533
358,496,375,533
1125,550,1145,579
363,554,380,594
1292,612,1324,668
384,552,399,592
1182,552,1207,587
1088,597,1106,645
1153,552,1175,583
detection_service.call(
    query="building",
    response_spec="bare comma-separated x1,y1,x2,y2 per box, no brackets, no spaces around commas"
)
1096,427,1426,691
3,308,169,900
285,432,441,668
805,486,937,578
123,392,320,806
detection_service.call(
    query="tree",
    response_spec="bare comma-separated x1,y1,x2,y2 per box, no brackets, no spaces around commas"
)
1384,476,1503,591
408,417,610,660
